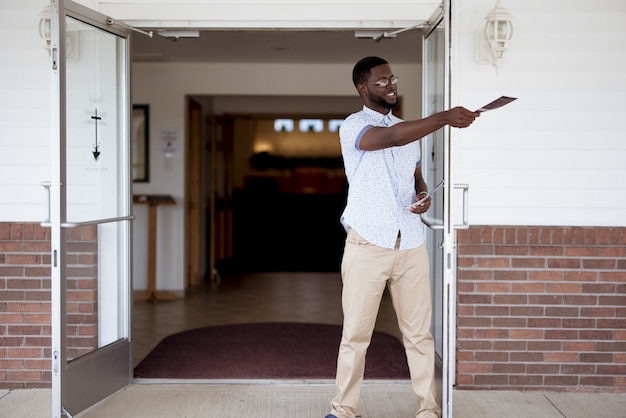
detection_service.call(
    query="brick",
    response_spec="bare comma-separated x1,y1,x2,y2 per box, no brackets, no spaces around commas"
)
583,259,616,269
563,341,595,352
493,317,527,328
545,329,578,340
495,246,528,256
510,329,543,339
510,375,543,386
547,283,581,293
599,295,626,306
511,258,546,268
458,294,492,304
598,319,626,329
582,283,616,294
458,244,494,255
476,282,510,293
580,376,614,386
457,269,493,280
458,317,492,327
475,329,510,339
494,341,527,351
579,330,613,340
6,254,41,265
493,294,528,305
528,318,562,328
492,363,525,373
561,364,595,375
545,375,579,386
529,294,563,305
562,295,598,306
475,306,510,316
548,258,582,269
510,351,544,362
545,352,578,363
529,246,564,257
596,341,626,352
580,353,613,363
564,271,597,282
7,371,41,382
529,270,563,281
475,351,509,362
511,282,545,293
545,307,579,317
474,374,509,385
562,318,595,328
596,365,626,375
493,270,527,281
6,279,42,290
527,364,559,374
475,257,510,268
511,306,543,316
599,271,626,282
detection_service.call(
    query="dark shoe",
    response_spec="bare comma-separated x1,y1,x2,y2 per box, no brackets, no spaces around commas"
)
324,415,337,418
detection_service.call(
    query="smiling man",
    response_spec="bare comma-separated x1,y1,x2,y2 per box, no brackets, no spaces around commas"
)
324,56,479,418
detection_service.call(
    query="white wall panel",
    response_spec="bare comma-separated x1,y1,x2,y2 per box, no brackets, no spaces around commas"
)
452,0,626,227
0,0,52,222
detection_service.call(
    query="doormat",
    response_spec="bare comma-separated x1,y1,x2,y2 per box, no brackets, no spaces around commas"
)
134,322,410,380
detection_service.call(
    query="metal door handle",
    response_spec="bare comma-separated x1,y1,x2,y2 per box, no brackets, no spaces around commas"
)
41,181,51,225
454,183,469,230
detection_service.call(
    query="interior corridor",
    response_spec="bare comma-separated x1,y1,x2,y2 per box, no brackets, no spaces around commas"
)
132,271,403,367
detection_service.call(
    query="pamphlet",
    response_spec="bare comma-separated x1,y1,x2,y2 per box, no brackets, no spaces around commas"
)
409,179,445,209
476,96,517,113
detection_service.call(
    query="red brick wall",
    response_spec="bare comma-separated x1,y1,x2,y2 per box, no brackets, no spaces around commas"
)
456,226,626,392
0,222,97,389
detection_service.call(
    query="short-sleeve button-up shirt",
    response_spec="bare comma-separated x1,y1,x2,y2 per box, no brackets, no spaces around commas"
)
339,105,425,250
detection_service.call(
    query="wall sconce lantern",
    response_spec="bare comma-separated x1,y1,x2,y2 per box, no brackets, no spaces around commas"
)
38,6,52,53
476,0,513,71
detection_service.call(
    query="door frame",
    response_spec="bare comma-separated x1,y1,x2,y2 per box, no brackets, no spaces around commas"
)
421,1,458,417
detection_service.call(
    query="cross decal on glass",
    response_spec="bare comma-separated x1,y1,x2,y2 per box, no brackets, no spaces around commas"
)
91,108,102,160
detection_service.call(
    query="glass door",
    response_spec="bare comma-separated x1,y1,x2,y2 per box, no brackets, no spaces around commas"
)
421,2,463,417
48,1,133,416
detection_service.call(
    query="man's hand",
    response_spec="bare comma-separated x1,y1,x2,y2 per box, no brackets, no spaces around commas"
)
446,106,480,128
409,195,431,214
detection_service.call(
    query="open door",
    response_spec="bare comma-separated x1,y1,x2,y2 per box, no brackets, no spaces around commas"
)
421,2,466,418
47,1,133,416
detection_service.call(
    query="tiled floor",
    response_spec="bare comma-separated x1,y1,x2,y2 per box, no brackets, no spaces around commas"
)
132,271,403,367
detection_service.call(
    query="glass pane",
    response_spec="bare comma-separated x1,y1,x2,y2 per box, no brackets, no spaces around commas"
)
65,222,128,361
65,16,127,223
63,16,129,362
423,24,446,359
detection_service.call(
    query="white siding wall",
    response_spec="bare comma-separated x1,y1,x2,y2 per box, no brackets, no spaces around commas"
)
0,0,51,222
452,0,626,226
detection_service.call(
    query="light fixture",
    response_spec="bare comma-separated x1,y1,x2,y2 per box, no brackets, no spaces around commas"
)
475,0,513,71
37,6,52,53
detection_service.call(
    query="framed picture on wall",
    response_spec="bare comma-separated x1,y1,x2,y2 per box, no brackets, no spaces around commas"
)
132,104,149,182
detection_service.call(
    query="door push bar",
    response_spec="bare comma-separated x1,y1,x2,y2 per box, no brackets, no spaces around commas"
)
40,181,135,228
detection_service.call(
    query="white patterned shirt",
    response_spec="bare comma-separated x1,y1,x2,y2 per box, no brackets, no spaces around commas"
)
339,105,425,250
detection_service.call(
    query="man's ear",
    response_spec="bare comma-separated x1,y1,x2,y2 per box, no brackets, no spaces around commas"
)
356,84,367,97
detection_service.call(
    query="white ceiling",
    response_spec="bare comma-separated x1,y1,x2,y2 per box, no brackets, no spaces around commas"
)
131,29,424,64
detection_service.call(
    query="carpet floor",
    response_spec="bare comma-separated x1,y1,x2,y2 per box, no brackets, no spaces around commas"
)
134,322,410,380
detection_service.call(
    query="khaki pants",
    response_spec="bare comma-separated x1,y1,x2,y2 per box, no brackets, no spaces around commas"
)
330,229,441,418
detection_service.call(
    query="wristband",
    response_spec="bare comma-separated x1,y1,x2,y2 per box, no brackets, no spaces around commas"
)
418,191,428,195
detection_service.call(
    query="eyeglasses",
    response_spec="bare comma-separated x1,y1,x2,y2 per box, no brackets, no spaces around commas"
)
367,76,399,87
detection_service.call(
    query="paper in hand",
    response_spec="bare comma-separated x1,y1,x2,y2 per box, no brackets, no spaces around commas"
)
476,96,517,113
409,179,445,209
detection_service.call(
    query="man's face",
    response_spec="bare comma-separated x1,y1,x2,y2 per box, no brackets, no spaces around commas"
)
361,64,399,112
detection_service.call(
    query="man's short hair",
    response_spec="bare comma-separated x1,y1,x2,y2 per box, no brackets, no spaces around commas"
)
352,56,388,87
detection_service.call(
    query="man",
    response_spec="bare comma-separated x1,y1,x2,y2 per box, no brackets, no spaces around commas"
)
324,56,479,418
